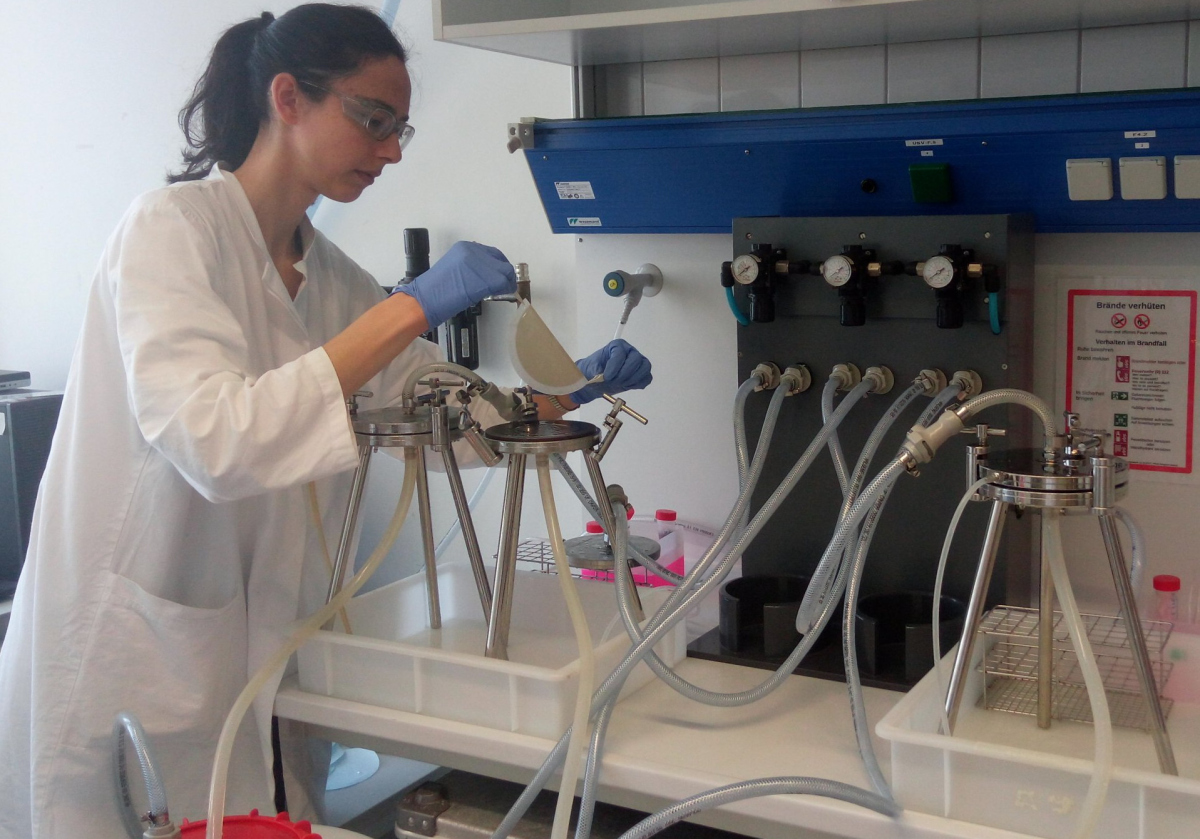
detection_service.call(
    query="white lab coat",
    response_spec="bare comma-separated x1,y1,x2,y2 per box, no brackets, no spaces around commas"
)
0,165,503,838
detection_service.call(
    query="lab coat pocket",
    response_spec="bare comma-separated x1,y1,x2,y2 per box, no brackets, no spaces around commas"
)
61,570,246,752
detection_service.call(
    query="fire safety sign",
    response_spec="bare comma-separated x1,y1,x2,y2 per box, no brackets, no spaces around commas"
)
1066,289,1197,473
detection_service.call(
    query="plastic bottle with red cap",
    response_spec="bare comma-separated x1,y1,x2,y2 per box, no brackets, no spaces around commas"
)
649,509,685,587
1153,574,1181,622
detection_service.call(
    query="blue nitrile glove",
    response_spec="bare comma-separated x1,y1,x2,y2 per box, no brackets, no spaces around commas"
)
570,339,653,406
390,241,517,329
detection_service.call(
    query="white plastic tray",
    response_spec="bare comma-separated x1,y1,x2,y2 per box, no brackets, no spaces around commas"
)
297,563,685,739
877,631,1200,839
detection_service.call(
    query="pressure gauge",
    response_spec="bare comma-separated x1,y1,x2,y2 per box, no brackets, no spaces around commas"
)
731,253,761,285
922,255,957,289
821,254,855,287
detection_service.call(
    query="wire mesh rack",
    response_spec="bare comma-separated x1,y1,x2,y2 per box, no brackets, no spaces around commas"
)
976,605,1174,732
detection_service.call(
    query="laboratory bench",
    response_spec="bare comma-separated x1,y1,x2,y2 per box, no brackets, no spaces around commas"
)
276,657,1031,839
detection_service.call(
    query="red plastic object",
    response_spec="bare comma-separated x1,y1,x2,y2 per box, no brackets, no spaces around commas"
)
585,520,604,534
1154,574,1182,592
179,810,321,838
655,509,677,521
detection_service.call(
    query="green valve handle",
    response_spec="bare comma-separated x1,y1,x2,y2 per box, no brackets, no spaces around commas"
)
602,264,663,299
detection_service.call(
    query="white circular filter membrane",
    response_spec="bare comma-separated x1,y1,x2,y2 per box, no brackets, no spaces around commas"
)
508,300,589,395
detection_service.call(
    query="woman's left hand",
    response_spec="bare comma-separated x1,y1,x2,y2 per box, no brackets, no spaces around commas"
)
570,339,653,406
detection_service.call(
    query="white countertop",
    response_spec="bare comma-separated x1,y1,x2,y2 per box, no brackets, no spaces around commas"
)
276,657,1032,839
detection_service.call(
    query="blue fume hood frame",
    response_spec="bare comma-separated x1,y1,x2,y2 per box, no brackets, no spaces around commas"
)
516,89,1200,235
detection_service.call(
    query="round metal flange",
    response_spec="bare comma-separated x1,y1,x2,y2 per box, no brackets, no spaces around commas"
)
485,420,599,455
976,447,1128,509
352,405,464,448
563,534,662,571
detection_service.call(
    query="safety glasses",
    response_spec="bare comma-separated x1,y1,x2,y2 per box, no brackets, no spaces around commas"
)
301,81,415,149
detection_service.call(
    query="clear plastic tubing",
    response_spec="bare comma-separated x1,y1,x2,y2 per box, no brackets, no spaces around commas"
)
113,711,171,838
615,777,899,839
400,361,488,404
591,380,864,706
205,451,418,839
931,475,993,736
493,421,906,839
839,382,964,799
733,375,761,532
1044,510,1114,839
551,454,685,586
821,377,852,496
1114,505,1147,595
536,455,595,839
958,388,1057,453
580,506,899,839
797,380,924,635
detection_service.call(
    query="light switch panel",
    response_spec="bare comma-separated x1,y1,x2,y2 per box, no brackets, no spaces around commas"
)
1066,158,1113,201
1119,156,1167,200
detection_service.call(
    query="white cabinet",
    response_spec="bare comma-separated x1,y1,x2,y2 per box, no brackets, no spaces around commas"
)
433,0,1200,67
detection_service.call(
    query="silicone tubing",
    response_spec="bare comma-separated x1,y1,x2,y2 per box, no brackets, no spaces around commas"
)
1114,505,1147,594
799,380,924,636
537,456,595,839
205,450,418,839
733,375,759,496
494,457,909,839
821,377,852,496
113,712,171,839
1044,510,1114,839
958,388,1057,452
839,383,964,799
794,380,876,634
580,506,902,839
497,388,903,839
551,455,685,585
931,475,993,737
615,777,899,839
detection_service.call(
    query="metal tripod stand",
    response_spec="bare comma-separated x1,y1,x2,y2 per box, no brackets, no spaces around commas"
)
482,393,649,659
324,382,501,631
944,417,1177,775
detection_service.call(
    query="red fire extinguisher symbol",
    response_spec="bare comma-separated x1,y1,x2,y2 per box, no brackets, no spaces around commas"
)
1113,429,1128,457
1115,356,1130,383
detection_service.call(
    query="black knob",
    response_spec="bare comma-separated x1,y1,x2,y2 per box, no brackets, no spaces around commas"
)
936,296,965,329
720,261,735,288
840,296,866,327
750,290,775,323
860,178,878,194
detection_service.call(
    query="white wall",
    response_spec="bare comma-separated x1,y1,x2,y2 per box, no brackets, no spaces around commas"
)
582,20,1200,615
0,0,576,587
6,3,1200,613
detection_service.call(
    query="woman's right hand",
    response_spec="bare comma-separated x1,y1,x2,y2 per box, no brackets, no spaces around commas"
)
390,241,516,330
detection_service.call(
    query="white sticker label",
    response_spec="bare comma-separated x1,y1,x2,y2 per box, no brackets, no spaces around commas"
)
567,217,602,227
1125,130,1157,139
921,150,935,157
905,138,944,147
555,181,596,200
1135,142,1151,149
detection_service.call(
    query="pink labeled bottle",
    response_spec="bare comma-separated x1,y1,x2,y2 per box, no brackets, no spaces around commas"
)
650,509,686,587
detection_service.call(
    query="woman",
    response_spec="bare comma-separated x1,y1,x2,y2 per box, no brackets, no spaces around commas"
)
0,5,651,836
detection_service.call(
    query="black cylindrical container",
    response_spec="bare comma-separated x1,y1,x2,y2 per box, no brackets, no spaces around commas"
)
719,575,839,659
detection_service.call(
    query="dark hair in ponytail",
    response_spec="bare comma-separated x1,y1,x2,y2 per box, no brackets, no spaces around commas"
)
169,4,406,183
